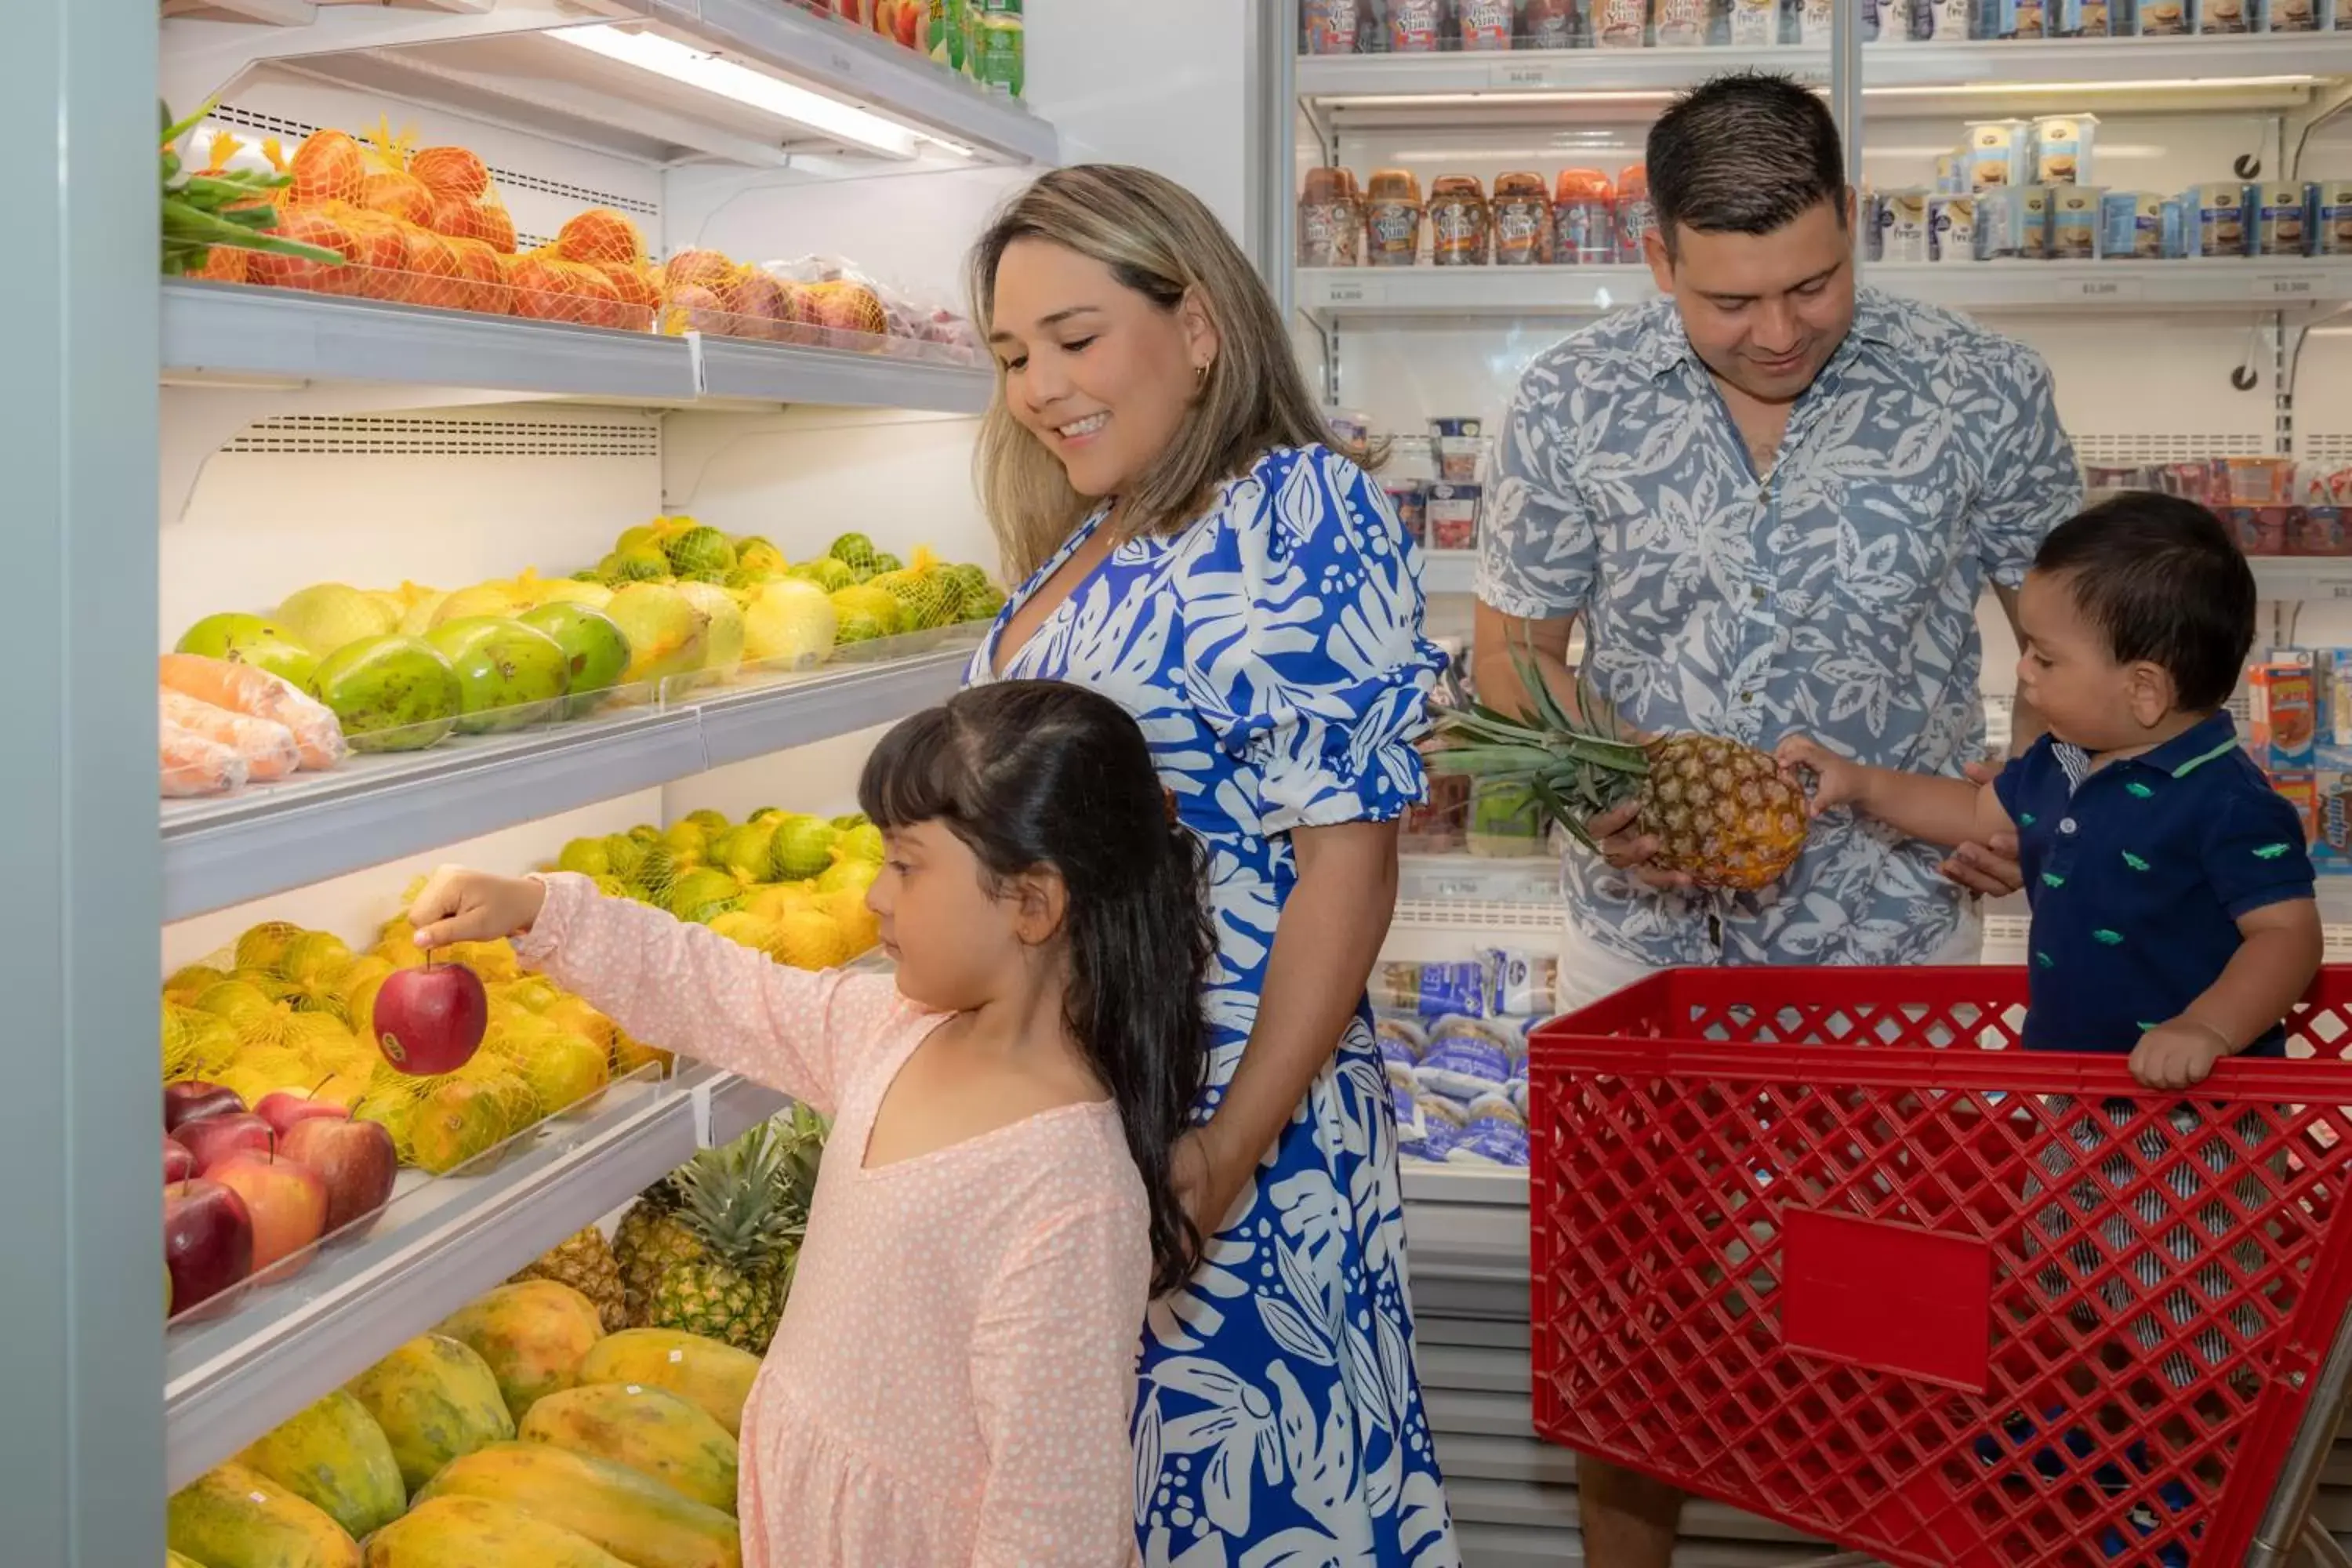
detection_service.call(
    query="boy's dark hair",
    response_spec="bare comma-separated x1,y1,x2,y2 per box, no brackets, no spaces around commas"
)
1647,72,1847,258
2034,492,2256,712
858,681,1214,1297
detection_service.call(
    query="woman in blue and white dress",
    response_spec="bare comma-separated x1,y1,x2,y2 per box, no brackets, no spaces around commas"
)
962,165,1459,1568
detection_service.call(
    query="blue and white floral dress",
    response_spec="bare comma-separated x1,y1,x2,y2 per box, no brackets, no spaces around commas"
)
967,444,1460,1567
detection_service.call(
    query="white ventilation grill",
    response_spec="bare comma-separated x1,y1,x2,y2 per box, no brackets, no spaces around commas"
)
223,416,659,459
1391,898,1565,935
2074,432,2272,465
206,104,659,219
2300,431,2352,467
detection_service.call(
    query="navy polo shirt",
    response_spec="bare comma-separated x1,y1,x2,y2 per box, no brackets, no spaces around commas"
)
1994,712,2315,1056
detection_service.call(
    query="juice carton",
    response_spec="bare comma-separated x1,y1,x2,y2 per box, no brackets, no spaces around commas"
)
2310,770,2352,872
2251,662,2318,767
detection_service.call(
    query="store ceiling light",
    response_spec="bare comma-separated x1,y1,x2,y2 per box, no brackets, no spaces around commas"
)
551,24,920,158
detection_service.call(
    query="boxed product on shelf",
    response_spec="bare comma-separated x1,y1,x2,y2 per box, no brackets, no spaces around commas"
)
1385,478,1429,543
2251,660,2319,767
1365,168,1423,266
2033,114,2098,186
1384,1013,1534,1167
1430,176,1494,264
1492,172,1552,263
1426,481,1483,550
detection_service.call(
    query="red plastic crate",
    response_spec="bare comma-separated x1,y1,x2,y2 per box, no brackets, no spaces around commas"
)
1528,966,2352,1568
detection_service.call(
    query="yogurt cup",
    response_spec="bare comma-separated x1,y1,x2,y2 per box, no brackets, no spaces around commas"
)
1930,194,1979,263
2051,187,2103,260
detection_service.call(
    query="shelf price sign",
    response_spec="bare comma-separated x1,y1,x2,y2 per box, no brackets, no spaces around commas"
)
1489,62,1566,88
2058,276,2144,303
2256,274,2319,300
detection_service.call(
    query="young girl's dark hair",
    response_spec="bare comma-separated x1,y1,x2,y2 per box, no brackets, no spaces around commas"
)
855,679,1214,1295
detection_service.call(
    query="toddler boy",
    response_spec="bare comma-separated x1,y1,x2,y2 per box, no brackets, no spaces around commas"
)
1780,491,2323,1083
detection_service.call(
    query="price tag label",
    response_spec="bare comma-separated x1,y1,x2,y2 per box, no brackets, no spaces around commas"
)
2329,582,2352,600
2257,273,2318,299
1490,61,1564,89
2059,276,2143,301
828,47,859,79
1323,280,1370,307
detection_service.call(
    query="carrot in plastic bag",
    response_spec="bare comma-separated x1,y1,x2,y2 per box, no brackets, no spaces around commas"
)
158,652,347,771
161,717,249,798
160,690,301,782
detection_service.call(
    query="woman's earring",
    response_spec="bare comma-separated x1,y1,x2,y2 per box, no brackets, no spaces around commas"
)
1195,360,1210,386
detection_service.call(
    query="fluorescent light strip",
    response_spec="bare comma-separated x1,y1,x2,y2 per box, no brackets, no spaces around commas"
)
552,24,920,158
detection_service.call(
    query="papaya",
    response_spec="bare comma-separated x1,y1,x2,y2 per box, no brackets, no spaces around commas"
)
434,1279,604,1423
416,1443,740,1568
575,1330,760,1438
519,1383,740,1515
165,1462,361,1568
236,1389,406,1539
360,1495,630,1568
343,1333,516,1494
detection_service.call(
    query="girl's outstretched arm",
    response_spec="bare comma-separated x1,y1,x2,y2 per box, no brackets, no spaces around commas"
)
967,1199,1151,1568
409,867,904,1117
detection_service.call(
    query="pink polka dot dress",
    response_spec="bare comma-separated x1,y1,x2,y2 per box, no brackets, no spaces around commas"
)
517,873,1152,1568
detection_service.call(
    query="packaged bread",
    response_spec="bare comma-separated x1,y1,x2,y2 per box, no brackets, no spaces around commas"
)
1493,172,1552,264
1553,168,1617,264
1365,168,1424,267
1428,176,1491,267
1299,166,1363,267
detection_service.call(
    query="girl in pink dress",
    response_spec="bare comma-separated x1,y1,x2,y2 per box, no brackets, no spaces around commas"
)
406,681,1214,1568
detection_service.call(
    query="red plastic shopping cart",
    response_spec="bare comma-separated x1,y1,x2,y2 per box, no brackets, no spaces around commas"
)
1528,966,2352,1568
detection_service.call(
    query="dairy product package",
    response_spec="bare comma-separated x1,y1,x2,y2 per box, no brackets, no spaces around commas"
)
2201,0,2252,29
1978,185,2053,259
1930,194,1978,263
2050,187,2103,259
1879,189,1931,262
1993,0,2049,32
2256,182,2316,257
2191,181,2252,257
2136,0,2192,30
2032,115,2097,185
2318,181,2352,256
2098,191,2168,260
1729,0,1780,42
1966,120,2034,192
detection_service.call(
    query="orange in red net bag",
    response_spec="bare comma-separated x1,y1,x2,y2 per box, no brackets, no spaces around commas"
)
288,129,367,207
554,209,649,270
409,146,490,201
397,226,470,310
445,237,506,315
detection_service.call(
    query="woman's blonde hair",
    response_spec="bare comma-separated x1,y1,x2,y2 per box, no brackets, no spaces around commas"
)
968,165,1349,582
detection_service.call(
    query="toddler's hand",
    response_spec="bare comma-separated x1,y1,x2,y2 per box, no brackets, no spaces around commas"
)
2129,1018,2234,1091
408,865,547,950
1774,735,1865,818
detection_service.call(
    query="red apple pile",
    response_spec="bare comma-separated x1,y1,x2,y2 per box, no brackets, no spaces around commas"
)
161,1076,397,1319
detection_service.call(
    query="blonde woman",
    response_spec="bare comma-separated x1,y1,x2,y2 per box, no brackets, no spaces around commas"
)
964,165,1459,1567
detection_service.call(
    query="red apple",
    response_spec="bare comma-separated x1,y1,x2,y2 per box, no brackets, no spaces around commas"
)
281,1116,398,1236
256,1089,350,1138
164,1134,195,1184
372,961,488,1075
164,1178,253,1314
164,1080,246,1132
210,1148,330,1277
180,1112,274,1176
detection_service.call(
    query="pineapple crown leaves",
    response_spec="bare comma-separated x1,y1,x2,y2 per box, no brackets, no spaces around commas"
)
673,1122,807,1270
1425,638,1652,855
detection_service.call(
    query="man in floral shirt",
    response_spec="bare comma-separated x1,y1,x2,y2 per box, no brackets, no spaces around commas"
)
1474,71,2081,1566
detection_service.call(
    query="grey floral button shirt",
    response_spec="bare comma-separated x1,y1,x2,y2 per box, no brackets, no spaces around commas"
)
1477,285,2082,967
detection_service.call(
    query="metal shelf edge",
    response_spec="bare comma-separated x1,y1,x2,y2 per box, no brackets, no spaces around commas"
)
692,335,993,412
162,280,699,401
162,713,708,923
162,1085,699,1491
694,647,969,769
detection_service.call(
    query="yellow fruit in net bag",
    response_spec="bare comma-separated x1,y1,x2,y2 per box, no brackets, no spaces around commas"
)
519,1031,612,1117
409,1079,511,1175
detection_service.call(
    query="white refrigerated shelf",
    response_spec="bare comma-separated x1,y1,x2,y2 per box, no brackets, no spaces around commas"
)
1295,34,2352,107
1425,547,2352,600
163,0,1058,171
164,1070,698,1493
1298,265,1657,321
1299,260,2352,325
161,644,971,923
162,280,996,413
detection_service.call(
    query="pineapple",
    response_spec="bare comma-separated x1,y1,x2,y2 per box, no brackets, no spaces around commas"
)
648,1124,805,1353
512,1225,630,1332
612,1174,695,1325
1430,655,1807,892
